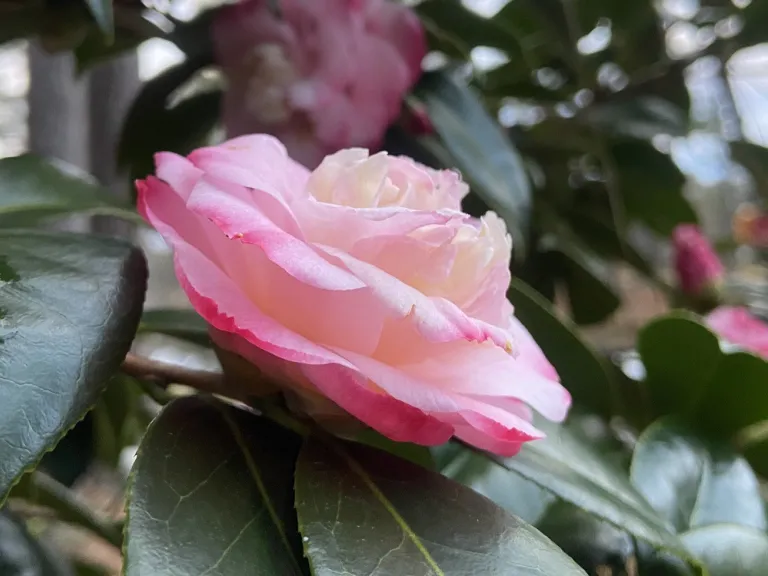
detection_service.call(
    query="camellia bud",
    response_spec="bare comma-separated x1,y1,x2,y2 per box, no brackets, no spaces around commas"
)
672,224,724,311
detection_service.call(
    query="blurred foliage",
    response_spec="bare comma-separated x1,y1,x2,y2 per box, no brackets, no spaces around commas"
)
5,1,768,575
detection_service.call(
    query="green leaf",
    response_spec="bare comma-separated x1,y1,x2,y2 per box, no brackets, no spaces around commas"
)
414,71,532,252
681,525,768,576
124,396,306,576
492,418,683,553
138,308,210,347
416,0,525,55
554,246,621,325
0,155,141,227
351,429,435,470
84,0,113,36
295,437,587,576
507,279,616,417
536,502,635,573
636,313,722,418
74,11,164,73
630,418,766,532
435,442,554,525
166,11,215,61
696,352,768,439
92,374,145,466
582,97,689,140
118,56,218,181
565,208,655,280
613,140,697,235
0,509,73,576
0,231,146,502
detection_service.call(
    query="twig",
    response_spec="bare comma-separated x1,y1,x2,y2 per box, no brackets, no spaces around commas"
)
121,352,226,397
26,473,123,549
122,353,310,437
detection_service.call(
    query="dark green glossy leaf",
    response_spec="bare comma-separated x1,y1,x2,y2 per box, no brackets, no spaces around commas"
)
415,71,532,251
166,11,215,61
436,442,554,525
118,56,218,181
84,0,113,36
295,437,586,576
138,308,210,346
540,505,693,575
696,351,768,438
630,418,766,532
613,141,697,235
39,415,94,487
74,10,164,72
0,510,73,576
636,314,722,418
0,155,141,227
583,97,688,140
124,396,306,576
492,418,682,552
554,246,621,325
507,279,616,416
352,429,435,470
565,208,655,279
416,0,524,55
681,525,768,576
92,374,145,466
537,502,635,573
0,231,146,502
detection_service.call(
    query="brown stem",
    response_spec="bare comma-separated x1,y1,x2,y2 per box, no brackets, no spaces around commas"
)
121,352,226,397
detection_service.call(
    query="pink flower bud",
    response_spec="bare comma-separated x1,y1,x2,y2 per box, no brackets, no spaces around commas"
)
672,224,724,297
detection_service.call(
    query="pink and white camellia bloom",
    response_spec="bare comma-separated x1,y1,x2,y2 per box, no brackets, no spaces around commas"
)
212,0,425,169
706,306,768,359
136,135,571,455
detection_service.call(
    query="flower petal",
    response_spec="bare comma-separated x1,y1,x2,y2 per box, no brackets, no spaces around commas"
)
301,362,454,445
187,178,365,291
318,245,511,347
175,242,349,366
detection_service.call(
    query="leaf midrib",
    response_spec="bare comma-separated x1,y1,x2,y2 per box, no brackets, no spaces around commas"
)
217,406,304,576
330,441,445,576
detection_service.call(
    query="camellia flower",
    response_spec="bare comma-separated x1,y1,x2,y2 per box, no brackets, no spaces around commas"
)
672,224,724,306
136,135,571,455
212,0,426,169
706,306,768,359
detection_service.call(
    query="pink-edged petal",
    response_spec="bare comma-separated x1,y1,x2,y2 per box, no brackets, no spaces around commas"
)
506,314,561,381
452,424,526,457
400,342,570,422
174,242,350,366
187,179,365,291
298,200,464,251
154,152,204,201
452,398,546,455
318,245,511,347
137,177,250,280
189,134,310,198
301,362,454,445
